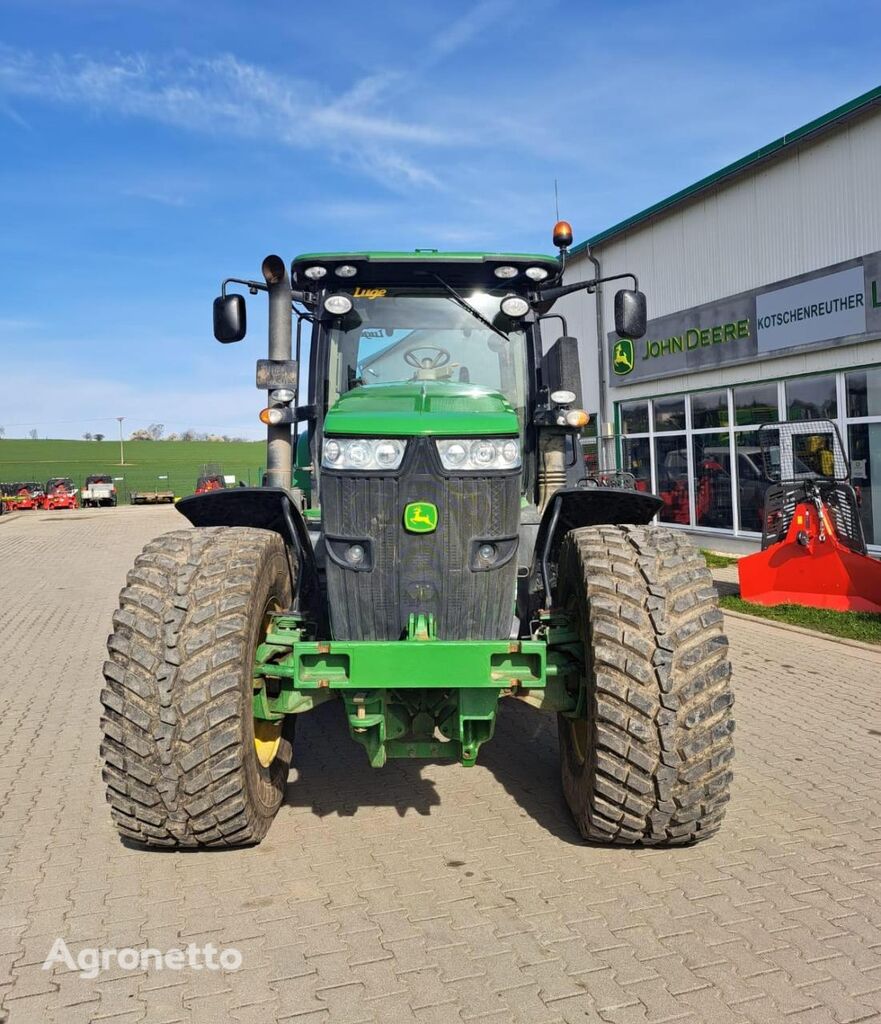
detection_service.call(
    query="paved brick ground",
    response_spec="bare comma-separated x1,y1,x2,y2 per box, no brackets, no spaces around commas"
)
1,507,880,1024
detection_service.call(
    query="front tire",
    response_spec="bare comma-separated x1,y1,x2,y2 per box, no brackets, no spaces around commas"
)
556,525,734,845
100,527,295,847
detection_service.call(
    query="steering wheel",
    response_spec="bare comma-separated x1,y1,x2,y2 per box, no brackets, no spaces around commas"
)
403,346,452,370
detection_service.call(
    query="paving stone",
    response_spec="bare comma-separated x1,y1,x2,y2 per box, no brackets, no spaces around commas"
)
2,505,881,1024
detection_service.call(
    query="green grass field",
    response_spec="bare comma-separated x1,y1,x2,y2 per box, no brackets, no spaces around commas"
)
0,438,266,503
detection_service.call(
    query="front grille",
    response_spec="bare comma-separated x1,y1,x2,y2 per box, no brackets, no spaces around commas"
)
321,438,520,640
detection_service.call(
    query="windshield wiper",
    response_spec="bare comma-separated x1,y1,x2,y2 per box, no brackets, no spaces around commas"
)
430,273,511,345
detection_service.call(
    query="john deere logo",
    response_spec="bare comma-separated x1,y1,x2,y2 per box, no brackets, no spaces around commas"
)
404,501,438,533
613,338,634,375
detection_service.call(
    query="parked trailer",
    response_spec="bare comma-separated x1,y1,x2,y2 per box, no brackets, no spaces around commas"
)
82,474,118,508
130,490,175,505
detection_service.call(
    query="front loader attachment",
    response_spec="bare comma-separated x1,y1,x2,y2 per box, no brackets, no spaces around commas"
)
737,419,881,613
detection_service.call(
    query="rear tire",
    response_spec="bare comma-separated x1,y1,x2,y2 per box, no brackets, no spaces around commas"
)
556,525,734,845
100,527,295,847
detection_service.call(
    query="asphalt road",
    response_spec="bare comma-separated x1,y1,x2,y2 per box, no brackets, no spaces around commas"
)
1,506,880,1024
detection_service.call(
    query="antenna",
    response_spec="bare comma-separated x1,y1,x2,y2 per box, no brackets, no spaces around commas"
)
554,178,560,221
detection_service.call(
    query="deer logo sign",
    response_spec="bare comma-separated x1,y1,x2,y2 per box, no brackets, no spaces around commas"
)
613,338,635,376
403,502,439,533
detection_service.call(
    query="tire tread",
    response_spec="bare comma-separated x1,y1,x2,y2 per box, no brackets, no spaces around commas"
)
558,524,734,846
100,527,292,848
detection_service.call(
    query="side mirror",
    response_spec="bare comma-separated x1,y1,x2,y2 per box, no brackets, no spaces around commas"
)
542,335,582,406
213,294,247,343
614,289,647,339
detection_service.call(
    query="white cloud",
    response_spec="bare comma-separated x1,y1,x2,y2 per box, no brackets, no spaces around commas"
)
0,46,456,193
430,0,517,58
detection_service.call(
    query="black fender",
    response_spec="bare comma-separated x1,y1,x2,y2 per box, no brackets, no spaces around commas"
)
521,486,663,617
176,488,322,622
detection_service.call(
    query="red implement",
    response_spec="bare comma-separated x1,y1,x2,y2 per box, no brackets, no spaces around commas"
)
738,499,881,613
42,479,79,510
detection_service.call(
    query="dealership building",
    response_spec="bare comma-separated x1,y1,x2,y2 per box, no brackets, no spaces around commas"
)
558,85,881,551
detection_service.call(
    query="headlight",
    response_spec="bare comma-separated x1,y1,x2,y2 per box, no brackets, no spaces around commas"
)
303,266,327,280
334,264,358,278
494,265,518,279
322,437,406,470
500,294,530,318
525,266,549,281
436,437,521,471
324,293,353,315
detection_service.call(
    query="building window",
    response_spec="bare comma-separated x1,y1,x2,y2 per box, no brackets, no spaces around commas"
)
614,367,880,549
734,383,779,425
653,396,686,431
848,423,881,545
655,435,690,523
622,436,651,491
786,375,837,420
692,433,733,528
846,368,881,418
734,429,777,532
691,390,729,429
620,400,649,434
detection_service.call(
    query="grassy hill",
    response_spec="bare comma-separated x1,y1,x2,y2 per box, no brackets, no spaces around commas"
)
0,438,266,502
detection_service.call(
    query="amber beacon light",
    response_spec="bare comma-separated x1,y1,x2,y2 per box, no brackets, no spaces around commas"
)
552,220,573,250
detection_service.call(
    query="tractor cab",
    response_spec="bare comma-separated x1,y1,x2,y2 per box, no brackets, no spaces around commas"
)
293,252,555,508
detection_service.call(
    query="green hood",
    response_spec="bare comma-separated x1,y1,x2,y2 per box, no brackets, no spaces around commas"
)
323,381,519,437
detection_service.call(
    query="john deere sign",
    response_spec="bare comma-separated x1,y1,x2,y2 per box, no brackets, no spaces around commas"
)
609,249,881,387
612,338,634,375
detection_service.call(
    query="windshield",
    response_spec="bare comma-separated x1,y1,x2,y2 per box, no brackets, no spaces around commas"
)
326,289,529,422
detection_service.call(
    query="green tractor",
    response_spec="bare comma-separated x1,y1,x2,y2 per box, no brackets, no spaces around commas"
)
100,223,734,849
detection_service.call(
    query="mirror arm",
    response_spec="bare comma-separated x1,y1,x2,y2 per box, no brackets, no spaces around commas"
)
537,312,569,336
535,271,639,307
221,277,267,298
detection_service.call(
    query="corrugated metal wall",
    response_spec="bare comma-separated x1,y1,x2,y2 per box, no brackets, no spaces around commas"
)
556,106,881,421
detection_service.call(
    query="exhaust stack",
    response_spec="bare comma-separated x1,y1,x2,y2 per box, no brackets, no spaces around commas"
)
262,255,293,490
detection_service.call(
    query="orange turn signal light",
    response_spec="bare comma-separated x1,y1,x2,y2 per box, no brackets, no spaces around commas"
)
564,409,590,429
259,407,294,426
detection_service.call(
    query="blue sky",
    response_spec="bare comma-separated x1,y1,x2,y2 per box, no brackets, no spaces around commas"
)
1,0,879,439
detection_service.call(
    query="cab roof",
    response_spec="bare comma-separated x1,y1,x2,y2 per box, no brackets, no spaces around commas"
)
291,250,560,289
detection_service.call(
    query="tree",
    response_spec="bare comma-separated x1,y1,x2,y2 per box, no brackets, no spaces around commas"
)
28,429,37,440
0,426,5,439
94,432,105,442
147,423,164,440
83,432,93,440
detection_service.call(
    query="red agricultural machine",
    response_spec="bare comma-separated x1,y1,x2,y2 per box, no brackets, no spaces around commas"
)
42,477,79,510
3,481,44,510
194,473,226,495
738,420,881,613
194,463,227,495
